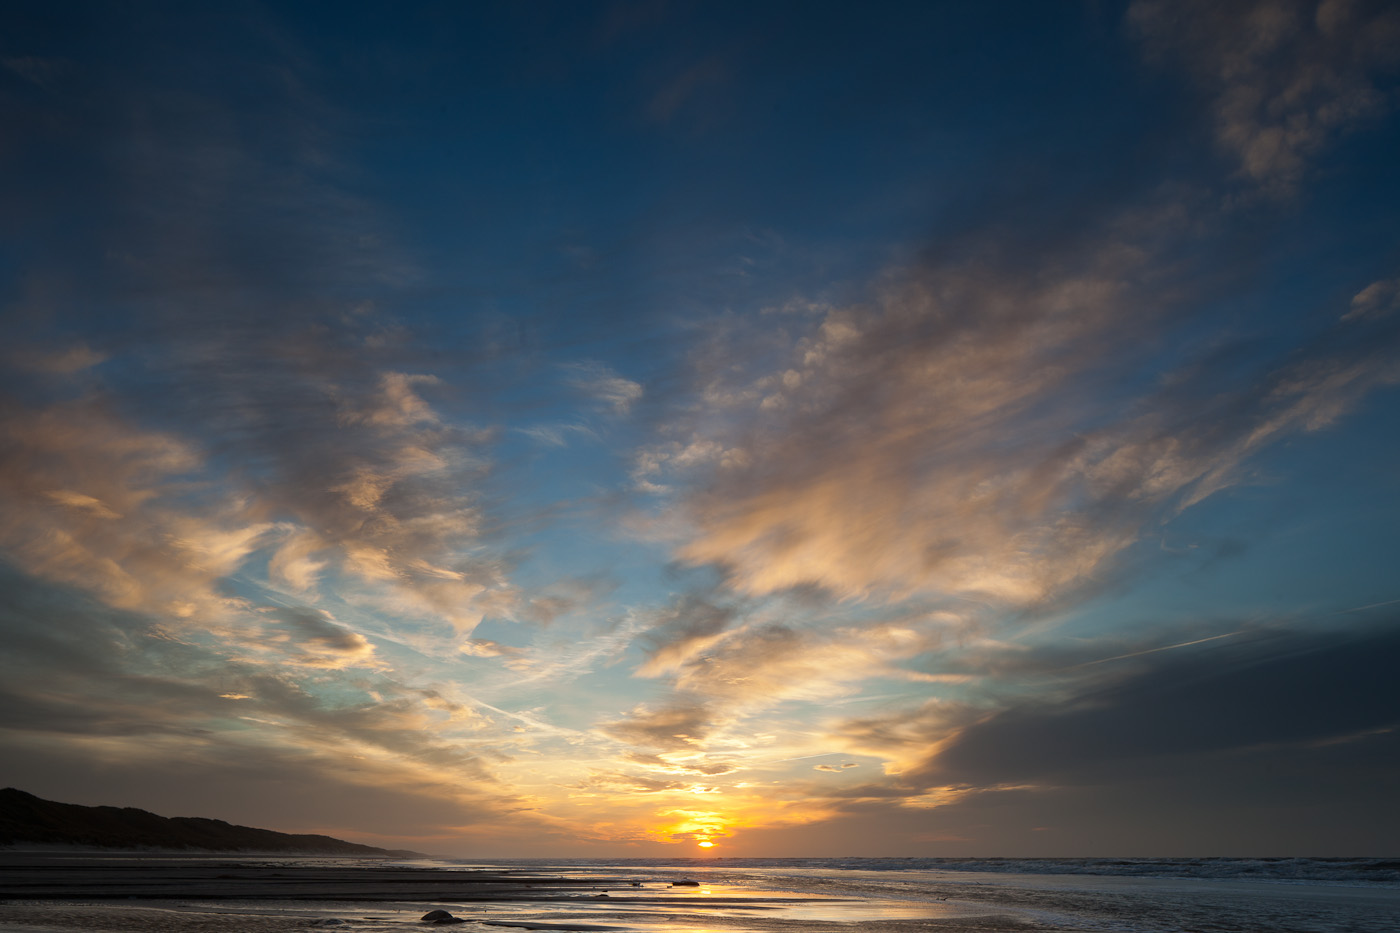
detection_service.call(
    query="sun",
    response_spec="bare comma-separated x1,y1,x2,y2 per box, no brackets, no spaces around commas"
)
697,841,715,848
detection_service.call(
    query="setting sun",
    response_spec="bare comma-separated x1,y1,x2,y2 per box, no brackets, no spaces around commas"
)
698,841,715,848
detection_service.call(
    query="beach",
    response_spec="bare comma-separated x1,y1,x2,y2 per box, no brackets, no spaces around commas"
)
2,855,1399,933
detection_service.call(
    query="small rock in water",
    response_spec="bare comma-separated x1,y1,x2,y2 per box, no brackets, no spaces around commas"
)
670,879,700,886
419,908,465,924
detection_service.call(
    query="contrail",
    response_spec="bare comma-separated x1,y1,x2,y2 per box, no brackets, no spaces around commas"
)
766,752,843,764
1073,631,1242,668
1339,597,1400,614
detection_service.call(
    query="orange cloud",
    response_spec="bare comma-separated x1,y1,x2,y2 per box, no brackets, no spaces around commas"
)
643,244,1399,617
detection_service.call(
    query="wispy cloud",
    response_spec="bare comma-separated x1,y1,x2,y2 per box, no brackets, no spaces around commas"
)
566,361,645,416
642,223,1399,614
1344,278,1400,322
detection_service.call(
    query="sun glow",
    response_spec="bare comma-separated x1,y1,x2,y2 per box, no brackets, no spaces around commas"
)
698,840,715,848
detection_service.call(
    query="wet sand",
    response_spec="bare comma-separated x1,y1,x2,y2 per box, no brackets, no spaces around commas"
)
0,902,1012,933
0,853,985,932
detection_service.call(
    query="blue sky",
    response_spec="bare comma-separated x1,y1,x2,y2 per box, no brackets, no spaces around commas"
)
1,0,1398,856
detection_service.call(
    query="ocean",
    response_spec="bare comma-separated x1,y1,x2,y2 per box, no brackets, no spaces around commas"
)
1,855,1397,932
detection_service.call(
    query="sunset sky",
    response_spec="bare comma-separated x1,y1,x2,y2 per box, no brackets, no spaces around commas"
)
2,0,1399,857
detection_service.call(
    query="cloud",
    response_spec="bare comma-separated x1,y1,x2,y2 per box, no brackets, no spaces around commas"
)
571,770,692,794
566,361,644,415
0,395,235,617
514,576,617,626
516,423,599,448
601,597,967,797
494,604,649,686
0,356,513,639
636,591,739,676
1344,278,1400,322
0,12,522,638
641,235,1159,605
0,720,523,846
745,619,1398,817
731,619,1400,855
826,696,980,775
265,607,376,669
652,618,947,707
641,228,1400,615
1129,0,1400,192
227,362,515,633
622,751,741,776
460,638,520,659
599,699,718,752
0,564,521,820
917,621,1400,788
14,344,108,375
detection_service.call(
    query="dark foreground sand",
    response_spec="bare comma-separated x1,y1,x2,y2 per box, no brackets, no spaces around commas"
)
0,903,329,932
0,854,628,902
0,854,674,931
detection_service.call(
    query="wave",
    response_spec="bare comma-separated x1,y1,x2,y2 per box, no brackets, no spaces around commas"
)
449,856,1400,887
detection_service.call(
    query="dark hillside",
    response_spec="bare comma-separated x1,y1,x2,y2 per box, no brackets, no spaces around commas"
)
0,788,421,856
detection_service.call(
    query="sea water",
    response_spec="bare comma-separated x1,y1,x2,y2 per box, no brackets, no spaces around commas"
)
435,857,1400,932
1,856,1397,932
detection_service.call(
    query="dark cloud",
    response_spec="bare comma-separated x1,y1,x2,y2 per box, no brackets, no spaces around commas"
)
738,729,1400,855
754,620,1400,853
791,617,1400,854
918,621,1400,786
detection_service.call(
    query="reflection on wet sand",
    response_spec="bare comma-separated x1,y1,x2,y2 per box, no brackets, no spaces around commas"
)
0,855,982,933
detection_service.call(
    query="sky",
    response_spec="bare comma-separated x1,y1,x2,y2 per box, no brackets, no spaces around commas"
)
1,0,1398,858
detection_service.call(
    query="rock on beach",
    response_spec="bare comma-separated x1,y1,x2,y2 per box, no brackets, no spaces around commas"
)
420,908,465,924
